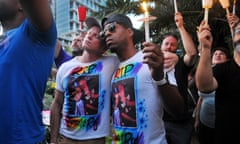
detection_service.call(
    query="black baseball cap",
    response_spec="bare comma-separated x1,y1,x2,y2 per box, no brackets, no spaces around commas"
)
85,17,101,30
101,13,144,44
78,17,101,33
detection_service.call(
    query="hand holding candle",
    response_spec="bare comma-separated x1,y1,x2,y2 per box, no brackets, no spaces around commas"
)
202,0,213,25
219,0,230,14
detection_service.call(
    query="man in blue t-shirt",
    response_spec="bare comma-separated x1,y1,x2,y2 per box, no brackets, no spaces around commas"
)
0,0,57,143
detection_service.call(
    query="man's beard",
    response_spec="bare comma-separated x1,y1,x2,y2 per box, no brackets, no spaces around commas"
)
72,49,83,57
109,47,117,53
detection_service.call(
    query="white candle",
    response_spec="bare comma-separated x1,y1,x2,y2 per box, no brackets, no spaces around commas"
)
219,0,230,14
219,0,230,8
174,0,178,13
233,0,236,14
202,0,213,25
202,0,213,9
144,11,150,42
204,8,209,25
142,2,150,42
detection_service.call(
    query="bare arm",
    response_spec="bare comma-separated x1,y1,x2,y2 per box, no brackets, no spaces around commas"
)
19,0,53,31
50,90,64,143
158,84,184,117
194,97,202,131
175,12,197,66
226,13,240,37
142,42,184,117
195,21,217,92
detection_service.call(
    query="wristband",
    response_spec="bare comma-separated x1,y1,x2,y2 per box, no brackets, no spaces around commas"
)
152,78,168,86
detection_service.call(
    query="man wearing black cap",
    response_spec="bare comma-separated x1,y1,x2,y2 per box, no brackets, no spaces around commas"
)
50,19,119,144
102,13,184,144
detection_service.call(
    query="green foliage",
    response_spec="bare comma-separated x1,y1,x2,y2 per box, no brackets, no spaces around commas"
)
64,45,72,55
43,80,55,110
43,80,55,142
92,0,240,52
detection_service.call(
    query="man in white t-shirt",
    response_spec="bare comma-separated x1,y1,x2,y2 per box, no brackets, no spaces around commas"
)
101,13,184,144
50,19,119,144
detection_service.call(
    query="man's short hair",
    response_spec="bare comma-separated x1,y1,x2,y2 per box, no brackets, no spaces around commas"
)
86,17,101,30
212,47,231,59
162,32,179,41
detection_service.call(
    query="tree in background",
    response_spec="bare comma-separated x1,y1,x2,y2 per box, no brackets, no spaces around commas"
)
93,0,239,52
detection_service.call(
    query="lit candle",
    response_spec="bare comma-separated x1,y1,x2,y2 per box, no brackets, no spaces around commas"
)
219,0,230,14
203,8,209,25
174,0,178,13
202,0,213,25
142,2,150,42
233,0,236,15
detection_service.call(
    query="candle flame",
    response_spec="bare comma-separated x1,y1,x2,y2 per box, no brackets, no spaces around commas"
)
219,0,230,8
202,0,213,9
142,1,148,12
233,0,236,14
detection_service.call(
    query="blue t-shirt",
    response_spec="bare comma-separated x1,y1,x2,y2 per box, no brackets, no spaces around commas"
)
0,19,57,144
54,47,72,68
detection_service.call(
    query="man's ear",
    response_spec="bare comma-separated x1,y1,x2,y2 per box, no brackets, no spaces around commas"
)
127,28,134,38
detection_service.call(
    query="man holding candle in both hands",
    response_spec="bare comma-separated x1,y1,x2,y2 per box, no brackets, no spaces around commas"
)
161,12,198,144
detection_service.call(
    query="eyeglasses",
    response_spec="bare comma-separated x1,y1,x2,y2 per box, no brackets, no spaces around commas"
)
100,22,116,39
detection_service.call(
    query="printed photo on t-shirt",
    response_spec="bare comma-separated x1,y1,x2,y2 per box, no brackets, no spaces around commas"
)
112,78,137,128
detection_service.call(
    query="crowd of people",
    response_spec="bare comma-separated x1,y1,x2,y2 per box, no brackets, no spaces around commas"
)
1,0,240,144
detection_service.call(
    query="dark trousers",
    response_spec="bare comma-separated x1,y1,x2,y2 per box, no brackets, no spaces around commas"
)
165,119,193,144
198,121,215,144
